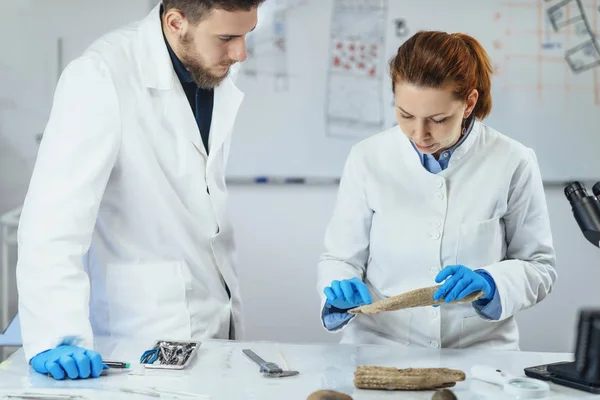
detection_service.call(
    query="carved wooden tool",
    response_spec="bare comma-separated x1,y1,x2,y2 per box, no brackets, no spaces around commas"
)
354,366,466,390
348,284,484,315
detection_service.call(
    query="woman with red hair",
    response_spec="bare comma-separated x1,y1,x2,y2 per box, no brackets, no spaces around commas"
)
317,31,557,350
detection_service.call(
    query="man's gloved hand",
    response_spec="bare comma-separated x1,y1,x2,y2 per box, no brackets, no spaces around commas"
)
30,345,107,380
433,265,495,303
324,277,372,310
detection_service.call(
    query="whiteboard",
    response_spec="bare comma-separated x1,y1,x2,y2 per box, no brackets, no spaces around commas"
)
227,0,600,182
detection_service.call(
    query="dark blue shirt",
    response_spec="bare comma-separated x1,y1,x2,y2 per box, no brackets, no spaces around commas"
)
164,35,214,155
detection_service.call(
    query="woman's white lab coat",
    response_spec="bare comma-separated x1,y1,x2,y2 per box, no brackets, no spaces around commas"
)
16,5,245,361
317,121,557,350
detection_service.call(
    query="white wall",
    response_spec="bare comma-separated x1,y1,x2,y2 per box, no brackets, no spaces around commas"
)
1,0,599,353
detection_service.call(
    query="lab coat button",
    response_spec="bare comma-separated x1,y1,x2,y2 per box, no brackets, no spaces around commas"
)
435,221,442,228
430,341,440,348
429,231,440,240
437,180,444,188
430,309,438,318
435,192,444,200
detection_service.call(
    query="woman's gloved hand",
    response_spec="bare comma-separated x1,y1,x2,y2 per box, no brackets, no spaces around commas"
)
433,265,496,303
30,345,107,380
324,277,372,310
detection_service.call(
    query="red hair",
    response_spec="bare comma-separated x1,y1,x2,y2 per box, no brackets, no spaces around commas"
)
389,31,493,119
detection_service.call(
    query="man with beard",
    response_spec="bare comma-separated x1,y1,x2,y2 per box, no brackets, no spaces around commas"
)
16,0,264,380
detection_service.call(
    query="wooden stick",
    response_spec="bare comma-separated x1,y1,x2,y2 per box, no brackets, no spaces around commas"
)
354,366,466,390
348,285,484,315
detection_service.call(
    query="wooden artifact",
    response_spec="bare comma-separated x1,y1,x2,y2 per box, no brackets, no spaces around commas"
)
349,284,484,315
354,366,466,390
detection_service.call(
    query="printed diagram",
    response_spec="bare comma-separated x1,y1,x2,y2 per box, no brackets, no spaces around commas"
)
547,0,600,73
494,0,600,106
242,0,306,91
325,0,388,139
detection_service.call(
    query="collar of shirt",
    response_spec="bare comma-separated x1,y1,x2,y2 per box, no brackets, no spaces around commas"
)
410,116,476,174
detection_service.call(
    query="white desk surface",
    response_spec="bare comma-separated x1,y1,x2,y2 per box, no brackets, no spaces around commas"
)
0,339,596,399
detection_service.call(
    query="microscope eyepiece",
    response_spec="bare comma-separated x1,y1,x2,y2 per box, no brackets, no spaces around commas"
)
565,181,600,248
592,182,600,200
565,181,588,205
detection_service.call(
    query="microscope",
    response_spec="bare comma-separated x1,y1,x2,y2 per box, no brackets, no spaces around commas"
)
523,181,600,393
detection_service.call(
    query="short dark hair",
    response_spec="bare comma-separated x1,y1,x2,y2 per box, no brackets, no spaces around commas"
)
162,0,265,24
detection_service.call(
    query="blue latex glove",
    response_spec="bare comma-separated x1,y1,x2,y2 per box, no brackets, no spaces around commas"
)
324,277,372,310
433,265,495,303
30,345,107,380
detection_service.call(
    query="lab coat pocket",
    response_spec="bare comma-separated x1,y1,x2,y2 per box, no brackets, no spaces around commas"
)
459,315,516,349
457,216,505,268
105,261,191,340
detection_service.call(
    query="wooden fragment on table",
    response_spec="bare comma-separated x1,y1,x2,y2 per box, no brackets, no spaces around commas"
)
354,366,466,390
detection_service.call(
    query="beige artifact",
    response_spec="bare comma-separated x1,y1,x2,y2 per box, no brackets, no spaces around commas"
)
349,285,484,315
354,366,466,390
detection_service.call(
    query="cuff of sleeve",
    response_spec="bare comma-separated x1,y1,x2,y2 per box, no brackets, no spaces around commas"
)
474,269,497,301
472,279,502,321
321,303,355,332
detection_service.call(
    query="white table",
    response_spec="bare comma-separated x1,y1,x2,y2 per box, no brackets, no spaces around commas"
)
0,339,596,399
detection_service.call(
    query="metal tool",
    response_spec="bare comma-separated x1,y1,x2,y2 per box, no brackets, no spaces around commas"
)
242,349,299,378
1,394,87,400
140,340,201,370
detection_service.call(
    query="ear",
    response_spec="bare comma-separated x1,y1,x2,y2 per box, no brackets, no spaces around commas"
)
464,89,479,119
163,8,187,36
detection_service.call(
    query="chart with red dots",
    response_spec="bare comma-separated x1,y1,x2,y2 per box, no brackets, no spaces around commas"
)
331,41,379,78
325,0,388,139
227,0,600,182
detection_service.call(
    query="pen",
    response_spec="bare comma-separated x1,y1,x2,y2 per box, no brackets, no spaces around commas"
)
103,360,131,369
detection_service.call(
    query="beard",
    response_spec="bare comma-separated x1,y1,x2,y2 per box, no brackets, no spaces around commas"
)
179,32,233,89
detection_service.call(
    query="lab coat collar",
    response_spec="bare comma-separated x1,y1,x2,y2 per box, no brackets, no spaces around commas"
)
447,119,481,165
138,3,244,158
209,68,244,162
137,3,175,90
398,120,482,175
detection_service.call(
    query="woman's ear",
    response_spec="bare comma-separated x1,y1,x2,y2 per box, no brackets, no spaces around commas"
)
464,89,479,118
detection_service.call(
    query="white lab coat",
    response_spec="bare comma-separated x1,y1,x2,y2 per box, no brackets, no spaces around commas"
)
16,5,245,361
317,121,557,350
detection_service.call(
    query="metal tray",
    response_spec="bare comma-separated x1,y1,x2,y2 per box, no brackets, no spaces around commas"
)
142,340,201,370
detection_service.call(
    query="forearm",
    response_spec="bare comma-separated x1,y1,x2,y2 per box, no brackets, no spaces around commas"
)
478,258,556,320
